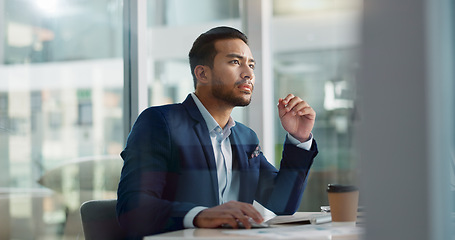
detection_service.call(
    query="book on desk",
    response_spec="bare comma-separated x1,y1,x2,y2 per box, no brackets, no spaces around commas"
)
251,201,332,228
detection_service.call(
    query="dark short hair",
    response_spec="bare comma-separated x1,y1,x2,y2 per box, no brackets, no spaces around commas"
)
188,26,248,89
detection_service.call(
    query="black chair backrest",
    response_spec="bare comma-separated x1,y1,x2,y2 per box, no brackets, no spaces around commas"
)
80,199,128,240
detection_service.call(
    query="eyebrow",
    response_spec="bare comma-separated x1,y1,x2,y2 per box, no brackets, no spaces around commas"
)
226,53,255,63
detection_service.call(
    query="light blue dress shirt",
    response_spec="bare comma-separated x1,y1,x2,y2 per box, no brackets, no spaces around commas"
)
190,93,240,205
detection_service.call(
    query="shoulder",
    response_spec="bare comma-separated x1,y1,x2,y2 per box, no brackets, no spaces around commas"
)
127,103,187,144
130,103,185,131
142,103,183,114
138,103,185,120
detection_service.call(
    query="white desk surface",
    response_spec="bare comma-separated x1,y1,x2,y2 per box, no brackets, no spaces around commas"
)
144,212,363,240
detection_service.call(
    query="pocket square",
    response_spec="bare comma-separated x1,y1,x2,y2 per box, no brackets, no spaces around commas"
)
249,145,262,159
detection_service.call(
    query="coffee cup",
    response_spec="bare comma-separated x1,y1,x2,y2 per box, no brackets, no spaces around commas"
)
327,184,359,225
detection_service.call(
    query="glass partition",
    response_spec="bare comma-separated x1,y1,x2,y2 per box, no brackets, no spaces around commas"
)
144,0,362,213
0,0,123,239
271,0,362,211
0,0,363,238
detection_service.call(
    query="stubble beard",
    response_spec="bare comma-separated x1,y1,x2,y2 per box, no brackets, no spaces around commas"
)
211,77,252,107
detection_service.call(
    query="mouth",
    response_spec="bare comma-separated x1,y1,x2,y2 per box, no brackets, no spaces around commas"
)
238,83,253,93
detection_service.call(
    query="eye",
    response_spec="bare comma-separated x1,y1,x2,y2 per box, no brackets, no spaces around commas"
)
230,60,240,65
249,64,255,70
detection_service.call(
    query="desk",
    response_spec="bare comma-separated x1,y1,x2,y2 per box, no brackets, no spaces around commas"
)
145,212,363,240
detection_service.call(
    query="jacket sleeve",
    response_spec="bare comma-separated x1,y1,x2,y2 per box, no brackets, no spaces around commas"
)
255,137,318,215
116,108,196,237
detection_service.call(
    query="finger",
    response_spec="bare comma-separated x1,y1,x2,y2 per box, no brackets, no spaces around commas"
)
194,209,235,228
284,96,304,112
222,210,250,229
231,201,264,222
214,216,239,229
224,202,263,226
278,97,300,118
212,214,240,229
222,201,264,227
277,98,285,107
288,101,312,115
297,106,316,119
281,94,295,105
277,99,288,118
224,217,240,229
229,207,254,224
241,206,264,223
236,215,252,229
277,98,290,110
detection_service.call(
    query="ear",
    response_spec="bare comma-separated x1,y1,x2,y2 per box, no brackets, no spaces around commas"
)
194,65,210,85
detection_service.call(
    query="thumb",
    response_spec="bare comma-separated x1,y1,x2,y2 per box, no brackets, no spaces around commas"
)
277,98,288,118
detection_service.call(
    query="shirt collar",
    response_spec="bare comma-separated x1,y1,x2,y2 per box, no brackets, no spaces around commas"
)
190,92,236,134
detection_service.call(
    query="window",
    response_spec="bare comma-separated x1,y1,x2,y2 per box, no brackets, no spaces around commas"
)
0,0,123,239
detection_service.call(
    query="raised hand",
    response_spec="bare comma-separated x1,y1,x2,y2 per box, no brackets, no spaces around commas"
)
277,94,316,142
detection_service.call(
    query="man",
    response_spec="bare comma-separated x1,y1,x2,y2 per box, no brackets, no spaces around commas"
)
116,26,318,238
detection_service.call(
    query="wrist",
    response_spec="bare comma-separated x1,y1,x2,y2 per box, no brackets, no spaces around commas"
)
192,209,206,228
292,134,311,143
184,206,207,228
288,132,312,144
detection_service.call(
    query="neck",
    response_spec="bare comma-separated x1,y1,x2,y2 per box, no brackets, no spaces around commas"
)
194,90,233,129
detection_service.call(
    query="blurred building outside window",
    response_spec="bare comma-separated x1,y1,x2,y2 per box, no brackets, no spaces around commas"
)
0,0,124,239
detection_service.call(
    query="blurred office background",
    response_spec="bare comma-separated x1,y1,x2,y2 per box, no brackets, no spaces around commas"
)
0,0,453,239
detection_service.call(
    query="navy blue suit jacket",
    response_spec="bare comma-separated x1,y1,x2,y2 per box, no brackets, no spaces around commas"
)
116,94,318,237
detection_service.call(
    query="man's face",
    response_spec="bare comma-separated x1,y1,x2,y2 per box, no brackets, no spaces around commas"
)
209,38,256,107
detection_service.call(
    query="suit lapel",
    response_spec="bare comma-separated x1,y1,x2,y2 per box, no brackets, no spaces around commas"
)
182,95,219,203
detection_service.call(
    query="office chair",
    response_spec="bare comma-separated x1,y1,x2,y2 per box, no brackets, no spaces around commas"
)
80,199,128,240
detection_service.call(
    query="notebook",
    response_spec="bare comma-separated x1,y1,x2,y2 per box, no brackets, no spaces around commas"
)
250,201,332,228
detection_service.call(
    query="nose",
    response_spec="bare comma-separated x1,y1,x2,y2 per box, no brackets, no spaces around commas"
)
240,66,254,81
